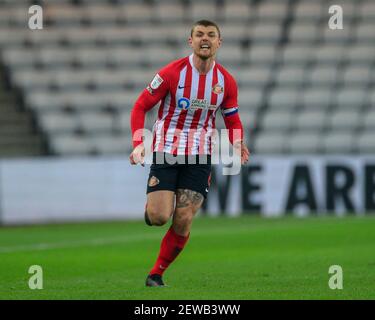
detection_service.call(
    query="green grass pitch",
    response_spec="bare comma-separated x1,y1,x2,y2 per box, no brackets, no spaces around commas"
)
0,215,374,300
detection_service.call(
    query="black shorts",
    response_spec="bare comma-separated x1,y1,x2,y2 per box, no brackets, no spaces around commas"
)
146,152,212,198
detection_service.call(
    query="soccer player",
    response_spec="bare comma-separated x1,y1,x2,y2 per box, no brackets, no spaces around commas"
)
129,20,250,287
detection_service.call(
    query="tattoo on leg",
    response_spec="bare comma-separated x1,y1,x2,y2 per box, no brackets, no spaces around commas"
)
176,189,204,209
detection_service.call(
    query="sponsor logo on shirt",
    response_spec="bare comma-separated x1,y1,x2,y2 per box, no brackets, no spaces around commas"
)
177,98,217,111
177,97,191,110
150,73,164,90
191,99,217,111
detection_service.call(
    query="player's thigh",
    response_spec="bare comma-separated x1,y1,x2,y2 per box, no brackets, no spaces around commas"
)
146,190,175,219
146,162,179,218
175,189,204,213
177,164,212,203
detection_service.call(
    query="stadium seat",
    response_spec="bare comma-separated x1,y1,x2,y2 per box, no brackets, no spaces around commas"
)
359,1,375,21
341,65,372,87
307,65,338,88
38,112,80,134
121,3,154,24
38,48,75,69
238,89,264,111
50,134,94,155
322,132,355,153
345,45,375,65
294,110,327,131
190,2,218,22
280,44,315,65
302,88,333,110
236,66,273,88
293,1,324,22
45,4,84,27
85,5,119,26
262,111,293,132
64,29,100,47
274,65,306,87
247,44,278,65
219,23,249,43
333,88,368,109
313,44,346,65
154,3,185,23
268,88,300,110
287,132,322,154
354,22,375,43
357,132,375,153
222,1,252,22
255,1,289,22
54,71,94,91
78,112,114,134
68,93,107,112
2,49,36,69
26,92,68,112
361,109,375,130
250,22,283,43
328,110,361,131
254,132,288,154
92,134,132,154
11,70,55,92
217,46,243,66
288,22,321,43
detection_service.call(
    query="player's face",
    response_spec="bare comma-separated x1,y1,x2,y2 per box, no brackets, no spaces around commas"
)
189,25,221,60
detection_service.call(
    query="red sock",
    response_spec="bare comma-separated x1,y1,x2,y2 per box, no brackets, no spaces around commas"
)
149,226,190,276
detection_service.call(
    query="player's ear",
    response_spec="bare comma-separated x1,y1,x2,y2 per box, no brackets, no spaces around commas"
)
188,36,193,48
217,37,222,48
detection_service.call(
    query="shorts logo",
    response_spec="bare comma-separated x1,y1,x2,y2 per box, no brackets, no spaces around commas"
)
148,176,160,187
212,84,223,94
150,74,163,90
177,97,190,110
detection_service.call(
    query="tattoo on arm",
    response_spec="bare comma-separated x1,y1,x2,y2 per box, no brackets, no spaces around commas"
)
176,189,204,209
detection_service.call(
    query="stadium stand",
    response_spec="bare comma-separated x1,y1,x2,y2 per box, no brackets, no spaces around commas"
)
0,0,374,157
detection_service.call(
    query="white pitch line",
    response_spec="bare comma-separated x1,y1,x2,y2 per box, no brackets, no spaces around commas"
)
0,233,160,254
0,224,258,254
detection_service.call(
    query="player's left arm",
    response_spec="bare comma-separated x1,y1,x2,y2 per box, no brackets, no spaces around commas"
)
221,75,250,165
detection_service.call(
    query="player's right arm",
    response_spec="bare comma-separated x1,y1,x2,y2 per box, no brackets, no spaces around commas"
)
129,71,169,165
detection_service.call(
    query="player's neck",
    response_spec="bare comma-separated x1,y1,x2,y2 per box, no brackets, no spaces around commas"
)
192,54,215,75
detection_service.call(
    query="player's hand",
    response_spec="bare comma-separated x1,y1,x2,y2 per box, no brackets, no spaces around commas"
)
129,144,145,166
233,140,250,165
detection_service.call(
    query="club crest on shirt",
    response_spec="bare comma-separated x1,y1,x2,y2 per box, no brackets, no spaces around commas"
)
150,73,164,90
148,176,160,187
212,84,223,94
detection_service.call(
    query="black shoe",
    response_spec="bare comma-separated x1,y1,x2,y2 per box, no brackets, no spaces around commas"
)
146,274,165,287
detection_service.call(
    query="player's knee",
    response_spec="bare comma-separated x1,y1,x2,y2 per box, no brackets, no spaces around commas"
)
175,208,194,225
152,215,170,226
146,205,172,226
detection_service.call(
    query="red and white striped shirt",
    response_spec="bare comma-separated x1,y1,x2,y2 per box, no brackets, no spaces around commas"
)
131,54,243,155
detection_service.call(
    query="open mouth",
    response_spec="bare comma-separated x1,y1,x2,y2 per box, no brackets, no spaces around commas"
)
200,44,210,50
